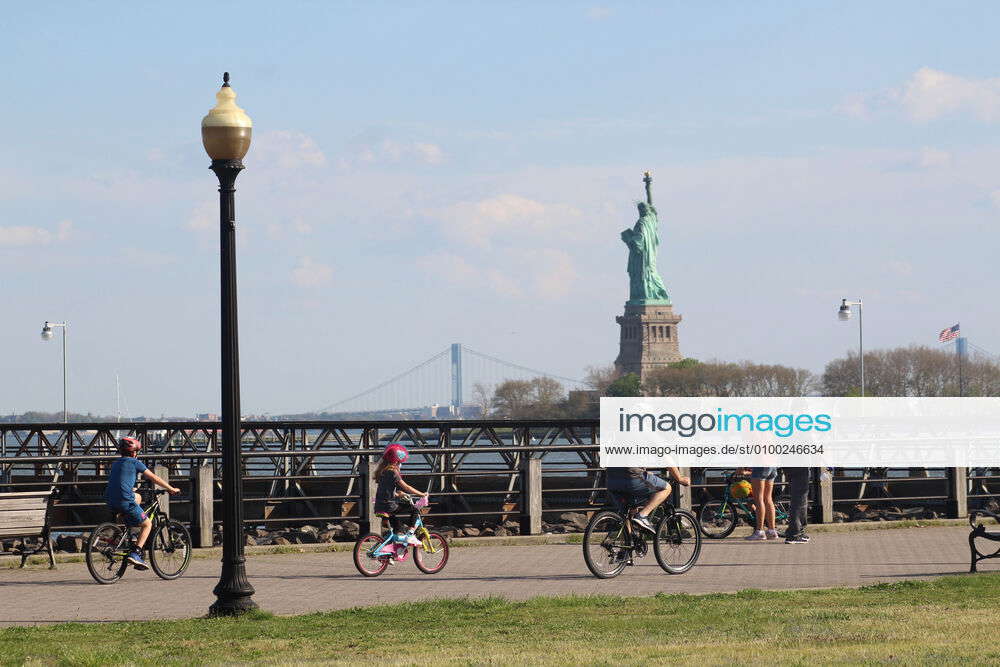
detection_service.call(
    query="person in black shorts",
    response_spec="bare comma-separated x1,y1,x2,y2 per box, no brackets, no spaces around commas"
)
605,466,690,533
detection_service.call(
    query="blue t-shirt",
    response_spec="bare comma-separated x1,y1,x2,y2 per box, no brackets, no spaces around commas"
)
105,457,147,507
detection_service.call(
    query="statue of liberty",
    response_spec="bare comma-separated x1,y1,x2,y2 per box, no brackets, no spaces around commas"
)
621,172,670,305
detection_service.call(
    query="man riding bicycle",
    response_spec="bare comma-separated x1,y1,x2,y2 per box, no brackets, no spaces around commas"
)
606,467,690,533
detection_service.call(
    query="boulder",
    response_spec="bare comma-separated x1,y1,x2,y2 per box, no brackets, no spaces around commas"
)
299,525,319,536
254,528,270,538
462,526,481,538
479,527,495,537
317,530,338,543
559,512,589,531
832,511,849,523
273,536,292,546
435,525,458,539
493,527,509,538
244,535,257,547
56,535,83,553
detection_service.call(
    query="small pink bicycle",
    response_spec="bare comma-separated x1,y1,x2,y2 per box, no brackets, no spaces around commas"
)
353,495,450,577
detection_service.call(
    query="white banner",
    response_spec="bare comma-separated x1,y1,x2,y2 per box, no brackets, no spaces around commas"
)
599,397,1000,467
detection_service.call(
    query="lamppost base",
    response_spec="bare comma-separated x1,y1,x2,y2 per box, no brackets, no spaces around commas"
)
208,594,259,617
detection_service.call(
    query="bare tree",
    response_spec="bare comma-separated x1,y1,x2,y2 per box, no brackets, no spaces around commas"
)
471,382,494,418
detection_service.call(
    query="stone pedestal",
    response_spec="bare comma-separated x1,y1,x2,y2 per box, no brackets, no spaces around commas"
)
614,302,682,382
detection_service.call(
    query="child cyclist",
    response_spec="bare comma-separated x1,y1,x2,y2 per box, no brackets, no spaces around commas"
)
373,443,428,559
104,437,179,569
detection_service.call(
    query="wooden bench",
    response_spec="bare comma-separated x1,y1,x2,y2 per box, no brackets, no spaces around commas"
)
0,491,56,568
969,508,1000,572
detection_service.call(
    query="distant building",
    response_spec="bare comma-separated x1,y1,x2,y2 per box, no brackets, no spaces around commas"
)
196,413,220,421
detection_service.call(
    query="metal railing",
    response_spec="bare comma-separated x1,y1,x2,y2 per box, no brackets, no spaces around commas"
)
2,420,999,544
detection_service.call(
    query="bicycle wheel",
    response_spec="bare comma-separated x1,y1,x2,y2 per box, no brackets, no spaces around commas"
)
148,520,192,580
654,510,702,574
583,511,631,579
353,533,389,577
86,522,129,584
698,500,738,539
413,532,449,574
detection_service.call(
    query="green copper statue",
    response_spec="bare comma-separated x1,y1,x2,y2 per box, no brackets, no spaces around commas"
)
621,171,670,305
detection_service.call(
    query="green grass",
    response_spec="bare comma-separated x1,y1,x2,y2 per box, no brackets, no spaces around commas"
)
3,574,1000,665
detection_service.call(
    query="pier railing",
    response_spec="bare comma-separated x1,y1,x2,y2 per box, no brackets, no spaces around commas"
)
1,420,997,544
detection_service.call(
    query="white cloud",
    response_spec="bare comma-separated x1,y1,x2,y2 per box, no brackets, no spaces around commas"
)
339,139,445,168
433,194,582,248
917,147,951,168
254,130,327,169
416,247,579,300
291,256,333,288
585,6,613,20
843,68,1000,123
0,220,72,247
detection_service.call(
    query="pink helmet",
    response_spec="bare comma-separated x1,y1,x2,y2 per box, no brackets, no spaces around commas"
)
118,436,142,455
383,443,408,464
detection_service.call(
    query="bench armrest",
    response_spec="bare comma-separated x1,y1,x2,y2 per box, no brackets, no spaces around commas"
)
969,509,1000,527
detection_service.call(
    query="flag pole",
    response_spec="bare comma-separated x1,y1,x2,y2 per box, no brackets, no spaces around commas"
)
957,326,966,397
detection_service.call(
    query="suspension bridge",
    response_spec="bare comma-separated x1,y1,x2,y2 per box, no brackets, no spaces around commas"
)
312,344,587,417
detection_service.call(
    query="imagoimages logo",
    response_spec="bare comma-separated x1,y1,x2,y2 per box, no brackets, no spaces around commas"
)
617,407,832,438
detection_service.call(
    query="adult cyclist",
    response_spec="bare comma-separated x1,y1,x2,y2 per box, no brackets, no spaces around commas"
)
606,467,690,533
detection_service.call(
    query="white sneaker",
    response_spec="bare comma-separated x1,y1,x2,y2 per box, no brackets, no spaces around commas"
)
765,529,780,541
405,533,422,546
745,530,767,541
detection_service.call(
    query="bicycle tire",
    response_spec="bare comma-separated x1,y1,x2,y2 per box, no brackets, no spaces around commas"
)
353,533,389,577
583,511,631,579
85,522,129,584
654,509,702,574
148,520,192,580
699,500,738,539
413,532,449,574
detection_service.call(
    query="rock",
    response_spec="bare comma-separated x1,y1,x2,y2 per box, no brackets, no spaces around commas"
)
254,528,269,538
273,536,292,546
832,511,849,523
926,510,939,519
493,527,509,538
502,520,520,530
56,535,83,553
341,521,360,533
559,512,589,531
317,530,338,543
244,535,257,547
435,525,458,539
462,526,481,538
479,528,495,537
299,525,319,536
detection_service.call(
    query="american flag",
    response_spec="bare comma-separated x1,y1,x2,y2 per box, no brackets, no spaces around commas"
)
938,323,960,342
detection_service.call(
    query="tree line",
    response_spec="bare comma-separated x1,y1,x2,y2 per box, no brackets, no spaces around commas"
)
481,345,999,419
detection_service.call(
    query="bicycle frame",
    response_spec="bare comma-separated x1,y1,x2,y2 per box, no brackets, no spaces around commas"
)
369,512,440,557
709,476,791,526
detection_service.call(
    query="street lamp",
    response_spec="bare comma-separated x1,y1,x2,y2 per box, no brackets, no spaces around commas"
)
837,298,864,397
40,321,68,421
202,72,256,616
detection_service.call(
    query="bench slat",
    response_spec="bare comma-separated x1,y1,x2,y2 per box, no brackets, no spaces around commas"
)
0,526,45,537
0,510,48,526
0,492,53,499
0,499,49,511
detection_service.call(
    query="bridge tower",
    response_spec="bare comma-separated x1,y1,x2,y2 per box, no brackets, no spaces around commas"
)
450,343,462,412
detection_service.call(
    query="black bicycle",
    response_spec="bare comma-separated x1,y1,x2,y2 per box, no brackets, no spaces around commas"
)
583,499,701,579
85,489,192,584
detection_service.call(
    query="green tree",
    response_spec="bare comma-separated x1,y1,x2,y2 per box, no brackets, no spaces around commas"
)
606,373,642,397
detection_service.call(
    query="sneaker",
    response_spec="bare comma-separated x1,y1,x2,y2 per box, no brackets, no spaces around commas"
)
744,530,767,541
394,533,409,544
765,529,780,541
404,533,422,547
785,534,809,544
127,550,149,570
631,514,655,533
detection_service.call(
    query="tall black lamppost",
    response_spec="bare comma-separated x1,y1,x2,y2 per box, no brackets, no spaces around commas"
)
202,72,257,616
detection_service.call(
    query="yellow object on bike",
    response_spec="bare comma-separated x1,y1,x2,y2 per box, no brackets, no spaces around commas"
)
730,480,752,498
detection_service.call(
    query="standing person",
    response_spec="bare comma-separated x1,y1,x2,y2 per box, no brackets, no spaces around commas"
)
745,467,779,541
784,467,811,544
104,437,180,569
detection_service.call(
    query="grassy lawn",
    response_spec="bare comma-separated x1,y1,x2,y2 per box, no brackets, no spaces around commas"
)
3,574,1000,665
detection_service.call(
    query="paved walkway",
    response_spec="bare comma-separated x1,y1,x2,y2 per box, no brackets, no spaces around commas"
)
0,526,993,626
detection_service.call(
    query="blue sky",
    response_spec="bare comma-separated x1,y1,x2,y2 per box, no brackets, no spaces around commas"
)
3,2,1000,416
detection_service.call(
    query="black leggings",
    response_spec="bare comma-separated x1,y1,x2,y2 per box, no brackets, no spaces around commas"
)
378,501,419,533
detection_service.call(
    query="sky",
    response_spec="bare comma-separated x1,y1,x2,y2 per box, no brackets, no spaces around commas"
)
3,2,1000,417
